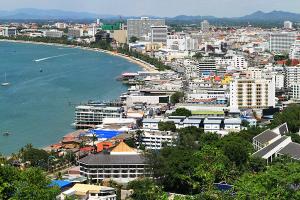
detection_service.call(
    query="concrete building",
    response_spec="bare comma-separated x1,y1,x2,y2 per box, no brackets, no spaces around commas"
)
286,66,300,87
284,21,293,29
78,142,149,184
55,22,67,29
127,17,165,42
2,27,17,37
290,84,300,100
111,30,127,44
269,32,297,53
74,105,123,129
197,59,216,75
289,35,300,60
215,55,248,70
150,25,167,43
203,119,222,132
44,29,63,38
68,28,83,38
201,20,210,32
167,33,199,51
224,118,242,132
230,78,276,110
275,74,285,90
138,131,177,150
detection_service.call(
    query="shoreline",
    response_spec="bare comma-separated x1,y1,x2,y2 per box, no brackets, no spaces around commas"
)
0,39,159,156
0,39,158,72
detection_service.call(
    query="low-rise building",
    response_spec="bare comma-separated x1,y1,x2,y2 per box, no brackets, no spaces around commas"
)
78,142,149,184
252,123,300,163
204,119,222,132
138,131,177,150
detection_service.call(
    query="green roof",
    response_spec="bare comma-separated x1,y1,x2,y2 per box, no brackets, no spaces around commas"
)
191,110,224,115
101,22,123,31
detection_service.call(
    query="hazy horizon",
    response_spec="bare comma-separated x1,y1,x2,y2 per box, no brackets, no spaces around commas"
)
1,0,300,17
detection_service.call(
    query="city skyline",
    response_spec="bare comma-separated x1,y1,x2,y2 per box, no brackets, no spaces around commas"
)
1,0,300,17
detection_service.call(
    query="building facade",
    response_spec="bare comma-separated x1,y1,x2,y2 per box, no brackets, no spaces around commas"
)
78,142,149,184
150,25,167,44
230,78,276,109
127,17,165,42
269,32,297,53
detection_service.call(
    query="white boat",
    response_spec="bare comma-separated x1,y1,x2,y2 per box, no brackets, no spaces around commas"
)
1,73,10,86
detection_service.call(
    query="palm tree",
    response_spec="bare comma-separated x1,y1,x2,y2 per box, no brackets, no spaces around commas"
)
91,133,98,153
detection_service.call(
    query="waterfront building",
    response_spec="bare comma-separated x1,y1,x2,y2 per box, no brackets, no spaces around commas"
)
252,123,300,164
230,78,276,110
68,28,84,38
78,142,149,184
127,17,165,42
269,32,297,53
284,21,293,29
2,27,17,37
44,29,63,38
201,20,210,32
74,104,123,129
150,25,167,44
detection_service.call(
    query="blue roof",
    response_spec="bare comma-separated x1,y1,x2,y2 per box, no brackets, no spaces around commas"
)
214,182,233,192
87,129,123,139
49,180,73,189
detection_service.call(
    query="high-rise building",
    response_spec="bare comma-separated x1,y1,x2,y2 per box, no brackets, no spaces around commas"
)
150,25,167,43
269,32,297,53
54,22,67,29
2,27,17,37
127,17,165,42
201,20,210,32
284,21,293,29
289,35,300,60
230,78,276,109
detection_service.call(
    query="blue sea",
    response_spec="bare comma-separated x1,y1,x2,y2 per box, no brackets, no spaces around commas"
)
0,41,140,155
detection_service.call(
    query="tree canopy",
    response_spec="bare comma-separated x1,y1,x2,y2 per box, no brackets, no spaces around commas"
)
171,108,192,117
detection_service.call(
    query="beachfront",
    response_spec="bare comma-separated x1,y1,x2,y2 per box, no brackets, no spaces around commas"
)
0,39,158,72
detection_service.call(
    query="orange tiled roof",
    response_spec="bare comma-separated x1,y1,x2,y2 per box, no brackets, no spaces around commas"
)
111,142,135,153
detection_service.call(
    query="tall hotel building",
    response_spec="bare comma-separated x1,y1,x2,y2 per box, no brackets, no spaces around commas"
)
269,32,297,53
127,17,165,42
230,78,276,110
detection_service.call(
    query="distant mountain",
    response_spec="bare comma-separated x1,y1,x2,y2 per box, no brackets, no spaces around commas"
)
238,10,300,21
0,8,115,20
0,8,299,23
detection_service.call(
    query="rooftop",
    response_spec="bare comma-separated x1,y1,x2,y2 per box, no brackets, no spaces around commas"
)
278,142,300,160
78,154,146,165
253,136,289,158
253,129,279,144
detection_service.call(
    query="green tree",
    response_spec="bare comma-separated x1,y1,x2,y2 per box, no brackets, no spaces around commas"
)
171,108,192,117
20,145,50,169
129,36,139,43
158,121,177,132
272,104,300,133
170,91,185,104
235,162,300,199
128,178,168,200
0,166,60,199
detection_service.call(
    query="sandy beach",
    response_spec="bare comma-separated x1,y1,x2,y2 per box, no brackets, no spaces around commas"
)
0,39,158,72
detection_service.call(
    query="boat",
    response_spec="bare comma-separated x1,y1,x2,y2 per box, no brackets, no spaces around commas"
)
1,73,10,86
2,131,11,136
40,68,43,73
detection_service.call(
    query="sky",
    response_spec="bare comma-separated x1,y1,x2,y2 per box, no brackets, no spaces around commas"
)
1,0,300,17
